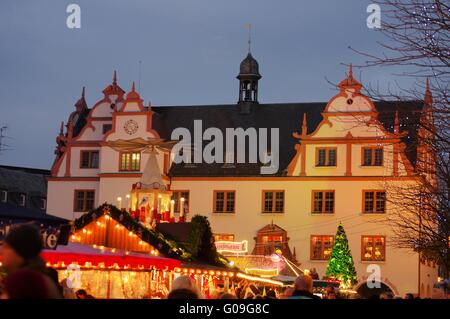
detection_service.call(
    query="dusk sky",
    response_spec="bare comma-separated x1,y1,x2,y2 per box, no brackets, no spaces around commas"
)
0,0,417,169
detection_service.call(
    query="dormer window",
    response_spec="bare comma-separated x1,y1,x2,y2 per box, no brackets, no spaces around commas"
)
19,194,26,207
362,147,383,166
40,198,47,210
316,147,337,167
1,190,7,203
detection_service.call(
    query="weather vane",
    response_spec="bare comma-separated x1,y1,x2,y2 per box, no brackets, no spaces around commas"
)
246,23,252,53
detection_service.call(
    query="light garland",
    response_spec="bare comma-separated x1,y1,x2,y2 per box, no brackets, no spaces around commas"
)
236,273,284,286
173,267,235,277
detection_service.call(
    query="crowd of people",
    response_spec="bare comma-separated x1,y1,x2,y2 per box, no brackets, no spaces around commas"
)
166,273,337,299
0,224,425,300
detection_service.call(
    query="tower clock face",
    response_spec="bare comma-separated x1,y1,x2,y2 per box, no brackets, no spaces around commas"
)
123,119,139,135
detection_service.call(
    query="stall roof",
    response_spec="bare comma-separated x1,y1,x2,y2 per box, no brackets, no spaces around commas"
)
40,242,181,270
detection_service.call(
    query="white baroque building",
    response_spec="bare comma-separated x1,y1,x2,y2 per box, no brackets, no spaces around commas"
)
47,53,437,297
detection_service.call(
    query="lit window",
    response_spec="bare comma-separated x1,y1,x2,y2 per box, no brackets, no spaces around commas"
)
214,234,235,242
311,235,334,260
312,191,334,214
214,191,235,213
262,191,284,213
171,191,189,213
261,235,283,243
362,236,386,261
119,152,140,171
316,148,337,166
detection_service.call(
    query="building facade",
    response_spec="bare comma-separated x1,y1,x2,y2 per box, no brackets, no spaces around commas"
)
47,53,437,297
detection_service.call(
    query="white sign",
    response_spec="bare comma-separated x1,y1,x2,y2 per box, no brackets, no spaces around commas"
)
215,240,248,254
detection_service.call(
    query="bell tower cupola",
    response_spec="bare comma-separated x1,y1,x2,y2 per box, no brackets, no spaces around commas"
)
237,25,261,113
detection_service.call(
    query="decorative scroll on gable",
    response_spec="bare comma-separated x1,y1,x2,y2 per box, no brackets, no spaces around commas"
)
286,65,415,177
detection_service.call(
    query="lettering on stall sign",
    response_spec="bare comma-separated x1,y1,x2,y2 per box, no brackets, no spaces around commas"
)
0,224,61,249
43,232,58,249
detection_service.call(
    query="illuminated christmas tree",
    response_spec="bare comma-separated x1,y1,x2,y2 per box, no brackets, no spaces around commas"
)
325,223,358,287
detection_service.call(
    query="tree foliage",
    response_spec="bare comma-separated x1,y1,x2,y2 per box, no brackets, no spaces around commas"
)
325,224,358,287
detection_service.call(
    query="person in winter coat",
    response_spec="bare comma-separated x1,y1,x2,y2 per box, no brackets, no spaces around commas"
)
288,274,320,299
1,224,62,299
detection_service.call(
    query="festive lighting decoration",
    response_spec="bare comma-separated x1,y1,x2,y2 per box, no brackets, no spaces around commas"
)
73,203,192,261
245,268,279,277
180,197,185,217
236,273,284,286
325,223,358,288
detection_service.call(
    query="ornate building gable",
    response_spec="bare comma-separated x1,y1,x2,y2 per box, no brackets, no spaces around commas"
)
50,72,161,178
287,65,416,177
102,81,158,143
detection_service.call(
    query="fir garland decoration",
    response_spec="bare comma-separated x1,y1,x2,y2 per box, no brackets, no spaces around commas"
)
73,203,192,261
187,215,229,267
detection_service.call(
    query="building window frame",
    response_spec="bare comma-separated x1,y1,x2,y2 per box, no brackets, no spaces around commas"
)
363,190,386,214
315,147,337,167
310,235,334,260
40,198,47,210
262,190,285,214
119,152,141,171
74,190,95,212
19,194,26,207
311,190,335,214
171,190,190,214
361,235,386,261
0,190,7,203
80,150,100,169
213,190,236,214
214,234,235,242
362,146,384,166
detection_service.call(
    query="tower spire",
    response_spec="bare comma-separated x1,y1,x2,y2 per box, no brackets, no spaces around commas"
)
59,121,64,135
75,86,87,110
113,70,117,85
237,30,261,112
247,23,252,53
338,63,362,93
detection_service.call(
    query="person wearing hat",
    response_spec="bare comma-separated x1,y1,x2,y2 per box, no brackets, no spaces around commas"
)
1,224,62,298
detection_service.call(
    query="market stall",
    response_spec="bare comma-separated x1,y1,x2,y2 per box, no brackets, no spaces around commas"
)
56,203,244,298
43,242,180,298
